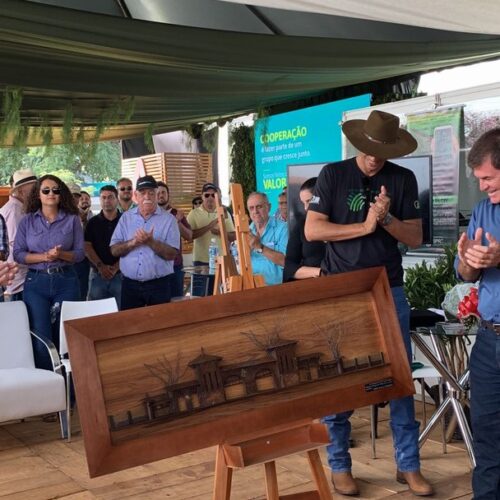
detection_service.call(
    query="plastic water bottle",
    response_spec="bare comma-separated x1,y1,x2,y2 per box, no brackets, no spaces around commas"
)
230,242,240,273
208,238,218,274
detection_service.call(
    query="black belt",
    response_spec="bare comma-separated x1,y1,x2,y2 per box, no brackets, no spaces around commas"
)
480,319,500,335
29,266,69,275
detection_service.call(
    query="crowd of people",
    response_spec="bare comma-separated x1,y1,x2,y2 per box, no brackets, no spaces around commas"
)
0,113,498,498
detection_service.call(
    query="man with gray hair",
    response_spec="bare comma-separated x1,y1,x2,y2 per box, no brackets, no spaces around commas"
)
247,191,288,285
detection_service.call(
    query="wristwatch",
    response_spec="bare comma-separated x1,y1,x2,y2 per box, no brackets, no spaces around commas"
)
255,243,264,254
381,213,394,226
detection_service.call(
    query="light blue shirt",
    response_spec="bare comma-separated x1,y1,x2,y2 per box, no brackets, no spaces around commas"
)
110,206,179,282
455,198,500,322
250,217,288,285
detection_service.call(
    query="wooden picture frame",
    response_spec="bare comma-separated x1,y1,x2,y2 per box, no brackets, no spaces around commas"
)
66,267,414,477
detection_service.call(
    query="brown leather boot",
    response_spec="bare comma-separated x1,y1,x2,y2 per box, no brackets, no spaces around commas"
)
396,470,434,496
331,471,360,496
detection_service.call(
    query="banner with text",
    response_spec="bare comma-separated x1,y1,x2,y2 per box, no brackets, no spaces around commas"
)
407,107,463,246
254,95,370,209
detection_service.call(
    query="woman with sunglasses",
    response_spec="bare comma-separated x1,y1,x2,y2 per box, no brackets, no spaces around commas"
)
14,174,84,370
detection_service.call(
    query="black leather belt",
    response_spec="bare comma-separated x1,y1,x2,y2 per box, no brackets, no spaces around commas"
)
30,266,68,275
480,319,500,335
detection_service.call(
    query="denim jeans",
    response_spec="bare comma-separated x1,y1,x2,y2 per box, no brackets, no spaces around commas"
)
88,268,122,309
470,327,500,499
23,267,80,371
323,286,420,472
74,258,90,300
121,275,172,310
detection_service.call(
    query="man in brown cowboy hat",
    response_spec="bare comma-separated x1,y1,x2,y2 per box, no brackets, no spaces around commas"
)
305,110,433,496
0,168,37,301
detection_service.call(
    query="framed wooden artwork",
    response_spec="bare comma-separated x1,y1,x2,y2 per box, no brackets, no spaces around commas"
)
66,266,414,477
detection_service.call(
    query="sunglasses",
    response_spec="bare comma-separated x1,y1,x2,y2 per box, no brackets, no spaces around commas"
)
41,187,61,195
193,201,202,205
119,186,133,191
203,193,216,198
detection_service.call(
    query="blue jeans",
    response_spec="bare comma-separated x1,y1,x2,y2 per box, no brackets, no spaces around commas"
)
74,258,90,300
23,267,80,371
323,286,420,472
121,275,172,310
88,269,122,309
470,327,500,499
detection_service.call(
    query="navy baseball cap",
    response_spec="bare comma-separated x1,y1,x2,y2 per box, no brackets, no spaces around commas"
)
136,175,158,191
201,182,218,193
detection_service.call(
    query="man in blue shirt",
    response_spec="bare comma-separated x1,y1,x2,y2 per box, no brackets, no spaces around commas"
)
247,192,287,285
455,128,500,499
110,176,179,310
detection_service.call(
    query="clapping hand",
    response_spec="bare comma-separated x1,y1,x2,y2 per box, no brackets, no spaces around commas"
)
0,262,18,286
46,245,62,261
372,185,391,223
458,228,500,269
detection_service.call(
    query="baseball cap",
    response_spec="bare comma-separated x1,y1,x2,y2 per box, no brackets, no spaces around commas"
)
136,175,158,191
201,182,218,193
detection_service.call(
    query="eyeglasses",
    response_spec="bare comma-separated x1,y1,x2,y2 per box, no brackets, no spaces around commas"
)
41,187,61,195
119,186,133,191
203,193,216,198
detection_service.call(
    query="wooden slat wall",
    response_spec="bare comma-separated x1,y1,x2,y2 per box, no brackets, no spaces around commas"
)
0,187,10,208
121,153,213,253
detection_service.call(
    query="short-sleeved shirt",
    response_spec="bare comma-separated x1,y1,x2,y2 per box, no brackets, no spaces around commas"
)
250,217,288,285
454,199,500,323
84,210,121,267
110,206,179,281
283,218,326,282
187,207,235,263
308,157,420,287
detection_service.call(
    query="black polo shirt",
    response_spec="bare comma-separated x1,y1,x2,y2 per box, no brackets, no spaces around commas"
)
84,210,121,267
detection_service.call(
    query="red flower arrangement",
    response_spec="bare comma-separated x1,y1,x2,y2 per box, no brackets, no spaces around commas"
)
456,287,480,332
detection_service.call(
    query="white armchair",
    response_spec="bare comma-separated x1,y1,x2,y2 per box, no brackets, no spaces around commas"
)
0,301,67,438
59,298,118,441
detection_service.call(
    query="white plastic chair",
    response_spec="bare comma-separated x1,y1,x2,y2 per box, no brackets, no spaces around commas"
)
0,301,67,438
59,298,118,440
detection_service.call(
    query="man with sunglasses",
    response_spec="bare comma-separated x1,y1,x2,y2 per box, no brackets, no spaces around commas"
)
116,177,137,213
187,183,235,296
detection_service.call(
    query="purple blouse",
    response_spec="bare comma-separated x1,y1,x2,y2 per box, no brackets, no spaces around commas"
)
13,210,85,270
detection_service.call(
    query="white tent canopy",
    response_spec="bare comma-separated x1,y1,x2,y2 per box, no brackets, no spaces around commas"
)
220,0,500,35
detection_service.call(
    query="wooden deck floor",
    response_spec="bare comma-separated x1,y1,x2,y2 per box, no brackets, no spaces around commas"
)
0,403,472,499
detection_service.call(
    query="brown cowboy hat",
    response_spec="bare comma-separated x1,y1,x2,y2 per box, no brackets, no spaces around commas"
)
342,110,417,159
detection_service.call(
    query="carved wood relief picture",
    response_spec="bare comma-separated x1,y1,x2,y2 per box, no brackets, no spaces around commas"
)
65,267,414,477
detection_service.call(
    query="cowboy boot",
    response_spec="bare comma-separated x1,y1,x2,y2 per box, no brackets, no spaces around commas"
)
396,470,434,496
331,471,360,496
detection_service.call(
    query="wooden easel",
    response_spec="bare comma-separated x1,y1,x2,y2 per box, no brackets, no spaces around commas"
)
213,420,332,500
213,183,265,295
212,184,332,499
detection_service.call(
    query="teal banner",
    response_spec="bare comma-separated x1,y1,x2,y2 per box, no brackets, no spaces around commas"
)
254,95,371,210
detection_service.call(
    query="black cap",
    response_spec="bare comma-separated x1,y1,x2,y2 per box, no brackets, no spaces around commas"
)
201,182,218,193
136,175,158,191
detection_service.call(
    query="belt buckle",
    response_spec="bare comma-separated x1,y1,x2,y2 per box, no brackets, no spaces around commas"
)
47,266,60,274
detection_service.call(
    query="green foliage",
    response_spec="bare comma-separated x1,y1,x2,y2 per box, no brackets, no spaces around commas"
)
229,124,256,201
0,141,121,185
144,124,155,153
404,244,459,310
